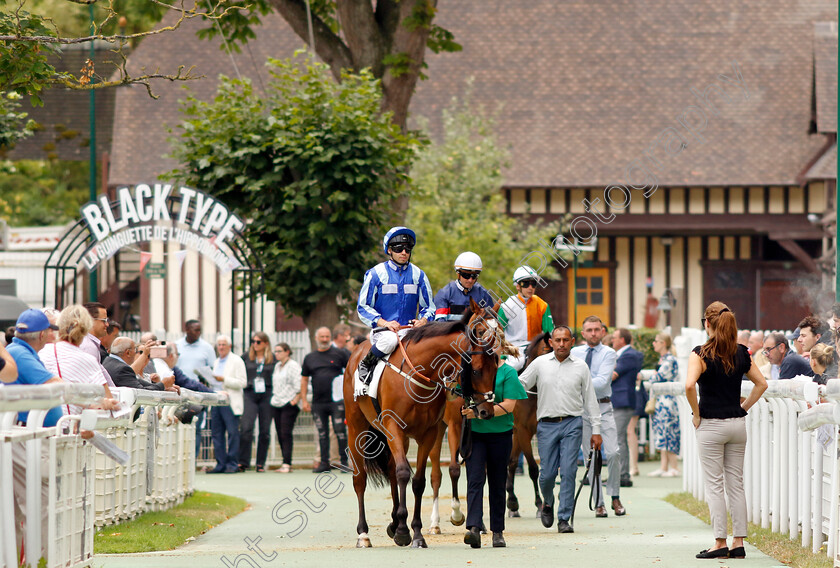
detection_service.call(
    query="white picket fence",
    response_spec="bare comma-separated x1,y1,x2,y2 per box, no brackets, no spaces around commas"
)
0,383,230,568
653,378,840,567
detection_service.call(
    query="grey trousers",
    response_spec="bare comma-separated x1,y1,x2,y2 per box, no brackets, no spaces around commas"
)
582,402,619,507
613,407,634,479
696,416,748,539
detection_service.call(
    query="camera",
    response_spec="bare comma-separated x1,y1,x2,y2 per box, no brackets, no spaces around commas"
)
149,342,167,359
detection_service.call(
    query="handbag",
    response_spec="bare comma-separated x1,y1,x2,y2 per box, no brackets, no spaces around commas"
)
645,395,657,414
174,402,205,425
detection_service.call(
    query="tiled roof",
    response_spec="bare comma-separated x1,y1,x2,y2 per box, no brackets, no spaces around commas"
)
813,21,837,134
804,143,836,180
109,1,838,189
7,44,119,161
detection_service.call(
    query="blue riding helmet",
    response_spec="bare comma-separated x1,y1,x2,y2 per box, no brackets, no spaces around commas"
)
382,226,416,254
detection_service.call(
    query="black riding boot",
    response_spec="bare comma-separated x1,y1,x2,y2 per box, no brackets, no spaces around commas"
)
358,351,380,387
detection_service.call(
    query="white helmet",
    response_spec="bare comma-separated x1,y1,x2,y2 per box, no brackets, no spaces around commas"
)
454,252,482,272
513,265,539,283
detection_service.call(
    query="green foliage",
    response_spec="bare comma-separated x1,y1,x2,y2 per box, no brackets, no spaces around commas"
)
0,159,89,225
0,6,64,106
169,52,421,317
407,94,561,294
18,0,166,39
629,328,661,369
0,91,35,152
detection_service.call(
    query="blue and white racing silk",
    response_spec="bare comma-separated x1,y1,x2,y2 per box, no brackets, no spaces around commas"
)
357,260,436,327
433,280,494,321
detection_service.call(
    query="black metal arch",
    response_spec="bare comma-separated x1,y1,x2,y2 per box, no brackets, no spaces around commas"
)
44,185,265,351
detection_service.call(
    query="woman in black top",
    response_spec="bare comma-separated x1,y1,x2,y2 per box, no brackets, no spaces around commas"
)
238,331,276,472
686,302,767,560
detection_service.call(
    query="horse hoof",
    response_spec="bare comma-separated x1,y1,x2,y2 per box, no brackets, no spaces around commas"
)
450,514,465,527
386,523,396,539
411,538,428,548
507,497,520,512
429,526,441,535
507,510,521,518
394,531,412,547
356,537,372,548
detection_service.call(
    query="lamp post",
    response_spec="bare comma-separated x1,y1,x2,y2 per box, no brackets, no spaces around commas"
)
88,4,97,303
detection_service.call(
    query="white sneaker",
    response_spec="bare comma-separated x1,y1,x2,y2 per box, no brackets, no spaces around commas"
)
666,468,681,477
647,469,665,477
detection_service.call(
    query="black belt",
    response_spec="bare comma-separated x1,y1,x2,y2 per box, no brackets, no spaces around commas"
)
598,397,611,403
539,415,572,423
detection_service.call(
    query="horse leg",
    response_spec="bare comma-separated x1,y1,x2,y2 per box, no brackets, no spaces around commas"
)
428,422,445,535
345,404,373,548
446,418,465,526
391,436,412,547
410,430,437,548
524,435,543,516
506,428,521,517
386,458,399,539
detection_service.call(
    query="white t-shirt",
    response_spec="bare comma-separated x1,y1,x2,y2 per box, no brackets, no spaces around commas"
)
39,341,107,415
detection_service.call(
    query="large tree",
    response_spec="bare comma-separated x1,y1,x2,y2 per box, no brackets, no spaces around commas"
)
208,0,459,129
169,53,421,342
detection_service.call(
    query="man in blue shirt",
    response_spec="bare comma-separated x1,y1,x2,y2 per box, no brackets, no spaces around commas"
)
7,309,62,426
570,315,625,518
176,319,216,382
356,226,435,393
434,252,494,322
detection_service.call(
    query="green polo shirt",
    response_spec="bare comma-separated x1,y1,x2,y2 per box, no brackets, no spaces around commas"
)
471,360,528,434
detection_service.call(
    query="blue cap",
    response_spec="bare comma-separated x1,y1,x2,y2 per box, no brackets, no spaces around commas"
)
786,327,800,341
15,309,58,333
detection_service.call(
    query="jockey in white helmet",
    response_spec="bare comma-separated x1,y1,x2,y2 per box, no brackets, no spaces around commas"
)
498,265,553,371
433,252,494,321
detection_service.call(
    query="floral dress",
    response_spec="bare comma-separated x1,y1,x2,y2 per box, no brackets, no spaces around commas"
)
650,353,680,454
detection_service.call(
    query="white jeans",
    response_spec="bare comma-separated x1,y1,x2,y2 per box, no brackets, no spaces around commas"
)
506,344,530,371
370,328,408,356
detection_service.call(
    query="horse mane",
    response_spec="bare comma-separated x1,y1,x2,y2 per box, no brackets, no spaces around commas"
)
524,331,551,368
403,309,473,343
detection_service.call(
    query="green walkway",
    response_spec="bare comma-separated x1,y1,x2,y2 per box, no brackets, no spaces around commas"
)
95,460,786,568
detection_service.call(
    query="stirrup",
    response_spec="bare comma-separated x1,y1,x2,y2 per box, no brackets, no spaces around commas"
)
358,352,380,386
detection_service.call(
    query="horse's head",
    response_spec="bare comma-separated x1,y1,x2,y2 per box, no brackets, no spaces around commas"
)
524,331,552,369
461,298,502,420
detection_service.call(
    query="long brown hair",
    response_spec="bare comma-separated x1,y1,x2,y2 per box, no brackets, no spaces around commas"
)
248,331,274,363
698,301,738,374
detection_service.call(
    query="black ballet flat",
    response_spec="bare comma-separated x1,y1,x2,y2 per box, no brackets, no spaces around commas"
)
696,547,729,559
728,547,746,558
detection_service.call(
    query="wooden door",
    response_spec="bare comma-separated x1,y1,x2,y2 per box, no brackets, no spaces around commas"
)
702,262,756,328
568,267,610,329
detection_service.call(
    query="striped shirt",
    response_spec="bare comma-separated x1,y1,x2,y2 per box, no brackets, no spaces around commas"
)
39,341,107,415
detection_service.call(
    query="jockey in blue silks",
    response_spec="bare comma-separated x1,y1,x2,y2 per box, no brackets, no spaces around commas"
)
356,226,436,392
433,251,494,321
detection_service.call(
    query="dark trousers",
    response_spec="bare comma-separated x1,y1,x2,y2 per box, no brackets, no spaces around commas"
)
465,429,513,533
311,401,347,466
272,403,301,465
239,389,273,468
211,406,240,471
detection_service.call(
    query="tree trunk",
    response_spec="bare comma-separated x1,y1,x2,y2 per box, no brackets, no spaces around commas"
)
301,293,342,350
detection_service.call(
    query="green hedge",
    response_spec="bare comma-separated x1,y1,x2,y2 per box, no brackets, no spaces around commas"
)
630,328,661,370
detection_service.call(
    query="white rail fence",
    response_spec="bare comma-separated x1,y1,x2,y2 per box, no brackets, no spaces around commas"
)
651,378,840,567
0,384,230,568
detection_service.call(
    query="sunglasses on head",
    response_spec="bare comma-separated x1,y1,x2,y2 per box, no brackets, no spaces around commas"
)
518,279,537,288
458,271,480,280
390,244,413,253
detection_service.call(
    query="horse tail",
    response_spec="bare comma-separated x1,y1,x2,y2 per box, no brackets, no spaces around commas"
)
363,425,392,488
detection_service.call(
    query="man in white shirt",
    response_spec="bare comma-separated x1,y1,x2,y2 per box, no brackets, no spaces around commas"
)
520,326,601,534
209,335,246,473
571,315,625,517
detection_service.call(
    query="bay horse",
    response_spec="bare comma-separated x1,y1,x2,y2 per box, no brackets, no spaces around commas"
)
505,331,552,517
344,298,500,548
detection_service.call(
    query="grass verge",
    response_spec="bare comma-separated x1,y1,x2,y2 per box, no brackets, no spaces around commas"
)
94,491,248,554
665,492,832,568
